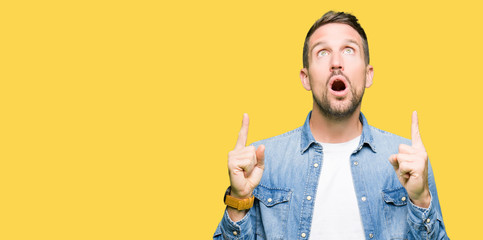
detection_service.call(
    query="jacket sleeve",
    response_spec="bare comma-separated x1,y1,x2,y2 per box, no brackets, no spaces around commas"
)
213,208,256,240
406,159,450,240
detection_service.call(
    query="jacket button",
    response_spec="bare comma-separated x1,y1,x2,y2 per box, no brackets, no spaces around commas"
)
267,198,272,203
301,233,306,238
401,196,407,201
369,233,373,238
361,196,367,201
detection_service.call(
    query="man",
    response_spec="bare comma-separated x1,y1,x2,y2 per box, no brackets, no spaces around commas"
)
214,11,448,239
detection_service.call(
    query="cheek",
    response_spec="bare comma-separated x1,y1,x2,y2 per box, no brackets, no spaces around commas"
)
344,55,364,65
344,60,366,76
312,56,332,68
309,73,330,88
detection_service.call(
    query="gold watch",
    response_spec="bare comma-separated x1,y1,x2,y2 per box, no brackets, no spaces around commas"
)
224,187,255,210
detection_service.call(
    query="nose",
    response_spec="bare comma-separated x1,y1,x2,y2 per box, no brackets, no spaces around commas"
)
330,52,344,72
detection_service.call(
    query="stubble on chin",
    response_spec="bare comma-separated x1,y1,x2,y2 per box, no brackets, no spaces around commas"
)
313,85,364,121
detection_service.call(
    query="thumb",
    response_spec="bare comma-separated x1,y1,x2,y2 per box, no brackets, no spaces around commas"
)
256,144,265,168
388,154,399,172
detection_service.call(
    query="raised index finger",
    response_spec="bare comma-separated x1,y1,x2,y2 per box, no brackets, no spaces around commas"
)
235,113,249,150
411,111,423,148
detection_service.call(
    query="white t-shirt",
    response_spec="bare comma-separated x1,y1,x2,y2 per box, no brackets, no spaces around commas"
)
309,136,365,240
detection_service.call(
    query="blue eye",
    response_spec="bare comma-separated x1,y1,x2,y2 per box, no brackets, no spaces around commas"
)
318,50,329,57
343,48,354,54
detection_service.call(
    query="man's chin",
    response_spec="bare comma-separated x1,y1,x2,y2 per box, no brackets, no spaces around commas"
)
320,100,360,120
329,108,356,118
329,101,353,113
313,92,362,120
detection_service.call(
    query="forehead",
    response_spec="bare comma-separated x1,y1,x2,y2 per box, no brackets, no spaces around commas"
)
309,23,363,48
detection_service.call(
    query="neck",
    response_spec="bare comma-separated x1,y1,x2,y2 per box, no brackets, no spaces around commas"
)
310,104,363,143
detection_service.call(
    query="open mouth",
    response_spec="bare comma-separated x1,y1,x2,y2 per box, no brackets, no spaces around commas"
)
328,76,349,97
331,79,346,92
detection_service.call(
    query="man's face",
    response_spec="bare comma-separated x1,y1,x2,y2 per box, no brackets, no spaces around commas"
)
300,23,373,120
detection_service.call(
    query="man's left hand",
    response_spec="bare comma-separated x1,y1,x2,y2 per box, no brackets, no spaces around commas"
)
389,111,431,208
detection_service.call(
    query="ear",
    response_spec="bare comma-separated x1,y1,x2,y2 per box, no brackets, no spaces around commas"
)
300,68,311,91
365,65,374,88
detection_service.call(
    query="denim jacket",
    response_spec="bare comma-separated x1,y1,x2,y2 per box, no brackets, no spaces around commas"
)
214,112,448,240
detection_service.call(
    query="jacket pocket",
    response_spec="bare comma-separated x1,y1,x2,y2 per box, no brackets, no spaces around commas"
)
253,184,292,240
382,187,409,239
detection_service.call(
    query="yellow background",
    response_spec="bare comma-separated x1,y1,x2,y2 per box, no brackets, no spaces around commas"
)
0,0,480,239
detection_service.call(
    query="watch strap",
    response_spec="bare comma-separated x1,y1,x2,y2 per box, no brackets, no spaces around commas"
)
224,187,255,210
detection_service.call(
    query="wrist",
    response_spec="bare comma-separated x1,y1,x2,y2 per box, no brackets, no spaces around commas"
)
224,187,255,211
229,187,253,199
410,190,431,208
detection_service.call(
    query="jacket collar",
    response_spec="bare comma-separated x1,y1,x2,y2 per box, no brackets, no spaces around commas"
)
300,111,377,154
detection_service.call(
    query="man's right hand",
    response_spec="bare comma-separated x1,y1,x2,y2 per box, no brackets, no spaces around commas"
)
228,113,265,200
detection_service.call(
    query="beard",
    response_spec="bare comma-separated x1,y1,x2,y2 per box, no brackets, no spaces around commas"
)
312,70,365,121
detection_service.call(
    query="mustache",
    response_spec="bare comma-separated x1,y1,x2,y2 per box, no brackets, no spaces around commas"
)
326,69,350,87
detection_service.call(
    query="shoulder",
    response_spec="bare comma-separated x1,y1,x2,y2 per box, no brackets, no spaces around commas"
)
368,125,411,153
369,126,411,144
250,126,303,149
